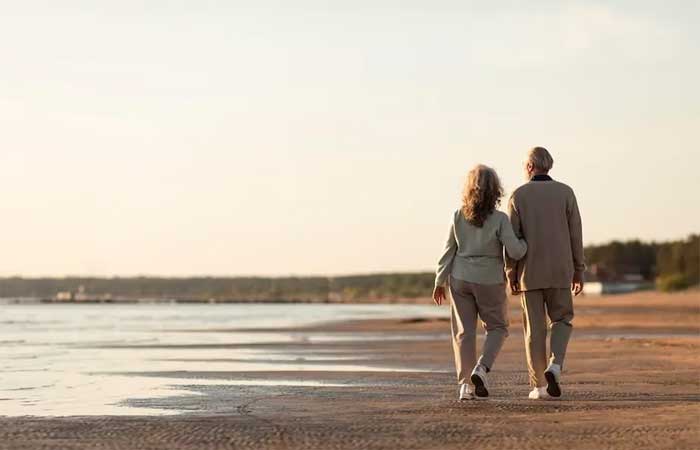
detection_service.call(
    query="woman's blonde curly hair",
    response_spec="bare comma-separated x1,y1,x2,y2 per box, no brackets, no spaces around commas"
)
461,164,504,227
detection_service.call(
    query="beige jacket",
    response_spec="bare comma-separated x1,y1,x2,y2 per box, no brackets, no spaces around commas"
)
505,176,585,291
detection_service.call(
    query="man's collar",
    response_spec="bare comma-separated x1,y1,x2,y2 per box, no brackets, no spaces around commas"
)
530,174,553,181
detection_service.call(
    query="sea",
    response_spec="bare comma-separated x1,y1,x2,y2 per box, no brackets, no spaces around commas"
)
0,302,448,416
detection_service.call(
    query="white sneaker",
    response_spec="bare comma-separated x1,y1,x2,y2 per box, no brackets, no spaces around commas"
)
544,363,562,398
459,383,474,401
528,386,551,400
470,365,489,399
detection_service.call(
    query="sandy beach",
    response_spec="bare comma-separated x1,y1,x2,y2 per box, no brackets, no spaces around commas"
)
1,290,698,450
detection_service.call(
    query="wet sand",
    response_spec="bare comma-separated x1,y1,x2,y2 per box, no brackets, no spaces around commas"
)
1,291,699,450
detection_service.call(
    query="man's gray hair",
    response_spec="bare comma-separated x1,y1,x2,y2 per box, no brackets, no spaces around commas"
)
527,147,554,172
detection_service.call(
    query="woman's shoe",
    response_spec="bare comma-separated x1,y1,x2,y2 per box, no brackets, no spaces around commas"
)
528,386,551,400
459,383,474,401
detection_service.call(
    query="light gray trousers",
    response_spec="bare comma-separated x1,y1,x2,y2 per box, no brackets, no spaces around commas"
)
449,278,509,385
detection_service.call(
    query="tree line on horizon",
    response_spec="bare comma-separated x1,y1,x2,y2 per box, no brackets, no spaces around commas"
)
585,234,698,292
0,235,696,301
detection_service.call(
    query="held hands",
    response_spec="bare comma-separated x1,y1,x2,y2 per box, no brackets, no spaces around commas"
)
571,272,584,296
509,280,521,295
432,286,446,305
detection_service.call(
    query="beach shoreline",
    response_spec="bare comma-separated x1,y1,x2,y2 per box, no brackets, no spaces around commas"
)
1,291,698,450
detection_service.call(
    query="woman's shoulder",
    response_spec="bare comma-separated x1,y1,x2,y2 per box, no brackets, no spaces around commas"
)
488,211,512,231
491,210,508,222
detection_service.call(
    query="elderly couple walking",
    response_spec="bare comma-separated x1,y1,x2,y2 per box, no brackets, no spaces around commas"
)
432,147,585,400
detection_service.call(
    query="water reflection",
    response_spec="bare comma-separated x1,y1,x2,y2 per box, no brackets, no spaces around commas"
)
0,303,448,416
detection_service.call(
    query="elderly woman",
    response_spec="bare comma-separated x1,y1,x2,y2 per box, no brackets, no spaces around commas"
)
433,164,527,400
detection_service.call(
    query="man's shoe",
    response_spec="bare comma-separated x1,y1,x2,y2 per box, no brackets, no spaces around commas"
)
470,365,489,399
528,386,551,400
459,383,474,401
544,363,562,398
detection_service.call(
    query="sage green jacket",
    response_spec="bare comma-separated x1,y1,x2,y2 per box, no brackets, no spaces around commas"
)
435,209,527,287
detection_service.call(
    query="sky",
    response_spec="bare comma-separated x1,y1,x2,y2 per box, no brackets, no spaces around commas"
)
0,1,698,277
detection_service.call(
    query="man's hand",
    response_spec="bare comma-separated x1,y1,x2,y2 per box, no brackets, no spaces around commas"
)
571,272,584,296
432,286,446,305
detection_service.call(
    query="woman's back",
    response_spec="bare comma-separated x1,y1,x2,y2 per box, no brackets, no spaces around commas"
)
453,209,508,259
450,209,526,285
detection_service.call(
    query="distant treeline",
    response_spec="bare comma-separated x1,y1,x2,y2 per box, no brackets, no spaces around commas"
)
0,235,696,301
585,234,698,291
0,273,435,302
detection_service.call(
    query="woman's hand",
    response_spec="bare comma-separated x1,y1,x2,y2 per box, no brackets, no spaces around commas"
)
432,286,446,305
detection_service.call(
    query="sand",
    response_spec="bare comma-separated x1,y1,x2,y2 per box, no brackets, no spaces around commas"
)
1,290,698,450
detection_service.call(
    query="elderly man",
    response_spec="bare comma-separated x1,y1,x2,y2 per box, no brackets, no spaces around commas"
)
506,147,585,399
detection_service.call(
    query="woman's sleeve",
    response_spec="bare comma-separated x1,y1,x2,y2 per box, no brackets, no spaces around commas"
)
499,213,527,261
434,214,458,288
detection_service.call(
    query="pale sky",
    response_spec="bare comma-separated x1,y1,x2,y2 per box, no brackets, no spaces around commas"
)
0,1,698,277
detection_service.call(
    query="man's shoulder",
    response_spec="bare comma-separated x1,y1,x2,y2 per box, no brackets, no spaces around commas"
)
550,179,573,189
552,180,576,196
510,182,536,201
511,183,528,198
512,179,575,198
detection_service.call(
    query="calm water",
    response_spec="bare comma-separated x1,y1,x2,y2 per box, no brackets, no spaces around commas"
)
0,303,448,416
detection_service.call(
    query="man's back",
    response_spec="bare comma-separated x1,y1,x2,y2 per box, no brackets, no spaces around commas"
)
505,176,584,291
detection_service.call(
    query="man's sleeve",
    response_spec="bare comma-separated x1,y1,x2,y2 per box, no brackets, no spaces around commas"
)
505,195,522,285
567,191,586,277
